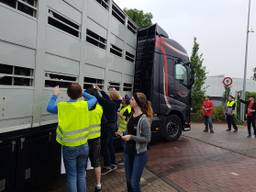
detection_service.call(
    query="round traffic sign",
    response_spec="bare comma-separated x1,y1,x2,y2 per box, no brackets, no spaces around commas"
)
223,77,232,87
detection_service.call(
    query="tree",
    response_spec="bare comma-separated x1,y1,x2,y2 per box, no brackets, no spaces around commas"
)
190,38,207,113
124,8,153,28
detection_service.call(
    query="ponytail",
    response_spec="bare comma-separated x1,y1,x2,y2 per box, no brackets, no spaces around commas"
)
144,101,153,120
134,92,154,120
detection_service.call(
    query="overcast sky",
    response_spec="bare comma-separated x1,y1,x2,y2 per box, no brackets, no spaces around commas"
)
115,0,256,79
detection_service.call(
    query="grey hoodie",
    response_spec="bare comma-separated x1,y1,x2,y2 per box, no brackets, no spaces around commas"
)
130,114,151,154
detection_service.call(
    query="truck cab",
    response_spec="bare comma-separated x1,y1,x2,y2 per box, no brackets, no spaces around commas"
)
134,24,194,141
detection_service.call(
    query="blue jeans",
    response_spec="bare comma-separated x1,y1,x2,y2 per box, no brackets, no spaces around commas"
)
63,144,89,192
125,151,148,192
203,116,213,130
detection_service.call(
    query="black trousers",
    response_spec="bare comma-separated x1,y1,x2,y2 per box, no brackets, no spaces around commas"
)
226,115,238,130
101,122,116,167
247,116,256,136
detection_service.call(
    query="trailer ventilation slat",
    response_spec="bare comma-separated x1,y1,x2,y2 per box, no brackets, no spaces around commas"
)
112,3,125,25
0,64,34,86
123,83,133,91
0,0,38,18
95,0,109,10
108,82,120,91
127,20,137,34
48,9,81,38
86,29,107,49
110,44,123,57
125,51,135,63
83,77,104,89
44,72,77,88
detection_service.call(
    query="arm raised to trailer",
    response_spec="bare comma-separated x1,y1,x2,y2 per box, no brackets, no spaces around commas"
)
46,86,97,113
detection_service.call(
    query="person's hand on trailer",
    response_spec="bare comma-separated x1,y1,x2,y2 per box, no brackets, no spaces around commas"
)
94,85,101,91
53,85,60,96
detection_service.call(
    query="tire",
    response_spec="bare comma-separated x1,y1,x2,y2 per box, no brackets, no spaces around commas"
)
161,114,182,141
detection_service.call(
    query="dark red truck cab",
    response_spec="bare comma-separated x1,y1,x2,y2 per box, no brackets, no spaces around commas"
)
134,24,194,141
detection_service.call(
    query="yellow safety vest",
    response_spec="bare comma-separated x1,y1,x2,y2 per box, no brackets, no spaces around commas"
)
118,105,132,133
56,100,89,147
227,100,235,107
88,104,103,140
226,100,236,115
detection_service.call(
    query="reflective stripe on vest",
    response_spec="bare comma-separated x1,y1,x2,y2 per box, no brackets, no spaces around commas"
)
227,100,235,107
88,104,103,140
57,100,89,147
89,124,101,135
57,134,88,143
58,126,89,136
118,105,132,133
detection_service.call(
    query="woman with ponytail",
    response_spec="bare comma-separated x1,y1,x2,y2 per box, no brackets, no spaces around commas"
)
120,92,153,192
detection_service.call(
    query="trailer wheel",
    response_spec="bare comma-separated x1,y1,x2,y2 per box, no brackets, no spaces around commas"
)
161,114,182,141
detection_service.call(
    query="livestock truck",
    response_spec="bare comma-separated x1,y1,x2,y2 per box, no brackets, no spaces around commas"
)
0,0,193,191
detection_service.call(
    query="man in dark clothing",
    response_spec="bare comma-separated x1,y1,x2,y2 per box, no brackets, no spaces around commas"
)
238,95,256,137
94,86,122,175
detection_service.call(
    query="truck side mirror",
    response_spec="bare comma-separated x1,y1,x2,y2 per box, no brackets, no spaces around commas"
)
184,62,194,88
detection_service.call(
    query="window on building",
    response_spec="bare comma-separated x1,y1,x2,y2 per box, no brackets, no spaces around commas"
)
48,9,80,38
112,3,125,24
86,29,107,49
95,0,109,10
123,83,132,91
0,0,38,17
125,51,135,63
127,20,137,34
110,44,123,57
108,82,120,91
0,64,34,86
44,72,77,88
83,77,104,89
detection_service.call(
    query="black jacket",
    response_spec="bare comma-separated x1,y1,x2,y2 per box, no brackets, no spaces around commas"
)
239,98,256,116
96,91,121,124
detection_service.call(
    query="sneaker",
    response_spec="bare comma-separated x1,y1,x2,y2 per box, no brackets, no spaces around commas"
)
210,130,214,134
111,164,118,171
101,167,112,176
203,129,208,132
117,161,124,166
233,129,238,133
95,186,102,192
226,129,231,132
247,135,251,138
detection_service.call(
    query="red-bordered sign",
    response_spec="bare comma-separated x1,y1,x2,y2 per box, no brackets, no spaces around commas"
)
223,77,233,87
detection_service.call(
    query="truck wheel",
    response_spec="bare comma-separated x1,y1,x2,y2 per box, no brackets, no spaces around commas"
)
161,114,182,141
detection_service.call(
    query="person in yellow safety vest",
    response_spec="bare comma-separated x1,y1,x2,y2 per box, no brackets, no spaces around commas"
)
47,83,97,192
224,95,238,132
117,95,132,134
115,95,132,166
87,88,103,192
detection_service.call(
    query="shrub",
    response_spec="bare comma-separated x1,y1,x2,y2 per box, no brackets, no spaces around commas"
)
191,111,203,122
191,106,226,123
212,106,225,122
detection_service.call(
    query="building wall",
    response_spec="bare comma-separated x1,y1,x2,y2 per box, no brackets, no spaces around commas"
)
205,75,256,98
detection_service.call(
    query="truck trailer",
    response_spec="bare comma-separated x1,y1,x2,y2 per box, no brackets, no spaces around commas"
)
0,0,193,191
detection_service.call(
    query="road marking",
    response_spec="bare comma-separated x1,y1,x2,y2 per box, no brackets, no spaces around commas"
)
230,172,239,176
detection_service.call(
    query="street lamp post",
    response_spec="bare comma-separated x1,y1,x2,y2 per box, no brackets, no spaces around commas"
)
241,0,252,121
